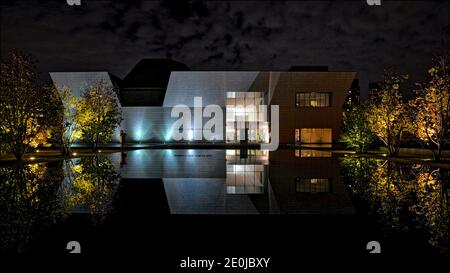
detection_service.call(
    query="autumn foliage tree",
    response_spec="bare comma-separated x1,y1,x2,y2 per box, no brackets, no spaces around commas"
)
367,72,411,156
0,49,59,160
341,103,376,153
56,86,81,155
76,80,122,151
410,55,450,160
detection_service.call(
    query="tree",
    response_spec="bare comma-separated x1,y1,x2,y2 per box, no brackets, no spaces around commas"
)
410,55,450,161
76,80,122,151
366,72,411,156
56,86,81,155
0,49,58,160
341,103,376,153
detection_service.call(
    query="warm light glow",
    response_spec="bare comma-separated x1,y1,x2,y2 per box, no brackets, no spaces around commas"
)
226,150,236,155
29,157,36,160
72,152,78,156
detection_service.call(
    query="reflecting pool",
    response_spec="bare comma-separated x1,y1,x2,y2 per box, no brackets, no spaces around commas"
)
0,149,448,255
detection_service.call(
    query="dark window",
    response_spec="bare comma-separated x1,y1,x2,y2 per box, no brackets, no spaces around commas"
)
296,92,331,107
295,178,331,193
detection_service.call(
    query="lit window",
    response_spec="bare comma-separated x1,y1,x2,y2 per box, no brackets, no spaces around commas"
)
227,92,236,98
299,128,332,144
296,92,331,107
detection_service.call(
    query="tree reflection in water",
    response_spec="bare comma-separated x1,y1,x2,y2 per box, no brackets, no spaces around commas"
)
61,155,120,222
340,156,449,253
0,155,119,253
0,162,65,253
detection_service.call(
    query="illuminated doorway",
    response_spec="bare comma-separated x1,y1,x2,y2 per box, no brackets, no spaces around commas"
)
226,92,269,143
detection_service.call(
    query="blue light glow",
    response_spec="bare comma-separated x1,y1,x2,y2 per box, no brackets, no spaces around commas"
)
136,130,142,141
165,132,172,141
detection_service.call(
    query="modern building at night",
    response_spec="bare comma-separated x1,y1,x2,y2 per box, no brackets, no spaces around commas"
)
50,59,356,145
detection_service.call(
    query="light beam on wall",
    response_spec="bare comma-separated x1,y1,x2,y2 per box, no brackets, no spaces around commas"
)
136,130,142,141
187,130,194,141
165,132,172,141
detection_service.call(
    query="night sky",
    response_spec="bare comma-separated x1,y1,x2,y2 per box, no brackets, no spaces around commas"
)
1,0,449,98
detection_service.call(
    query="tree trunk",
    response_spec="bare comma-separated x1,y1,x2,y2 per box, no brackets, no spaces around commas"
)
12,147,24,161
435,143,442,161
93,134,99,152
61,142,70,156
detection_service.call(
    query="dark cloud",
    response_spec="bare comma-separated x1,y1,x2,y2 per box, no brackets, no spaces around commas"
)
0,0,448,98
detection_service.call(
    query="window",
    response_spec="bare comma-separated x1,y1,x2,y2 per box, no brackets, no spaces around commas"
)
226,164,265,194
300,128,332,144
295,178,331,193
296,92,331,107
227,92,236,98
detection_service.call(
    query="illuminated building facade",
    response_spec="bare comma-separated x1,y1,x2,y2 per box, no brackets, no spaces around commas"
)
50,59,355,145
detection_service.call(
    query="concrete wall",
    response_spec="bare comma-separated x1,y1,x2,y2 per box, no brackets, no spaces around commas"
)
163,71,261,107
50,72,116,97
113,106,227,143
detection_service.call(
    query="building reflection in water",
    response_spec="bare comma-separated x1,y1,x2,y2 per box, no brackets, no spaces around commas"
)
161,149,271,214
295,149,332,158
130,148,350,215
268,149,354,214
225,149,268,194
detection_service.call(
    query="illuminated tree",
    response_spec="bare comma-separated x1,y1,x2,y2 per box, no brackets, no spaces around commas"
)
410,55,450,160
56,86,81,155
366,72,411,156
0,49,59,160
341,103,376,153
76,80,122,151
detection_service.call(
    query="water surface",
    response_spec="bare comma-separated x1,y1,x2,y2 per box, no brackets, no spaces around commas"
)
0,149,448,255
